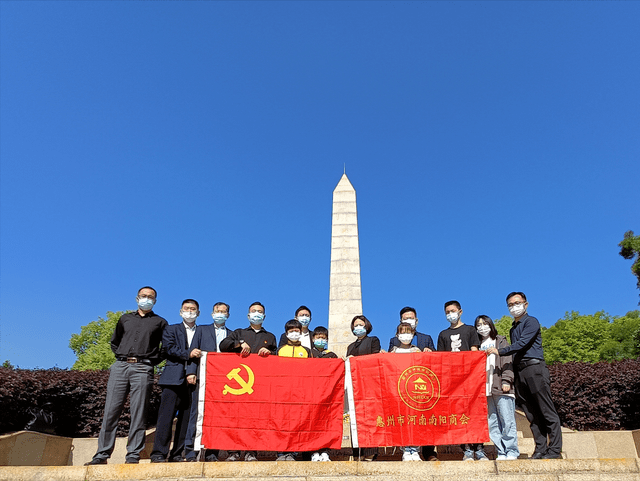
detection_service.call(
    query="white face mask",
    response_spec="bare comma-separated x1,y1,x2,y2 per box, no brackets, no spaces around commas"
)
287,331,302,342
509,303,526,318
397,333,414,344
249,312,265,325
446,312,459,325
402,318,417,328
477,325,491,338
181,311,198,321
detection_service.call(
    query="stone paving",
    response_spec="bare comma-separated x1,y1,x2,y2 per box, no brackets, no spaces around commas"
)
1,459,640,481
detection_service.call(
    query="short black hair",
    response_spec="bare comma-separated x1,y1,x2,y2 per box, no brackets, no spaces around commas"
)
506,292,527,303
295,305,312,317
182,299,199,309
444,300,461,311
474,315,498,340
138,286,157,297
396,322,415,335
249,301,265,312
313,326,328,337
285,319,302,332
213,302,230,314
399,306,417,319
351,315,373,334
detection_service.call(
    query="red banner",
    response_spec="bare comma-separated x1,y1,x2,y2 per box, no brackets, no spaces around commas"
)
199,353,345,452
349,352,489,447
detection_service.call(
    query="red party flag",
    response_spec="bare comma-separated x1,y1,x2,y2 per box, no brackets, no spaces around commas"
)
349,352,489,447
197,352,345,452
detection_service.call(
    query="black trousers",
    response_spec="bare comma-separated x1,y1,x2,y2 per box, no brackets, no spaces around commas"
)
151,383,192,460
515,362,562,456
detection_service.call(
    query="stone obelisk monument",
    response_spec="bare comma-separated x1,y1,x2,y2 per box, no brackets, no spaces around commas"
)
328,173,363,358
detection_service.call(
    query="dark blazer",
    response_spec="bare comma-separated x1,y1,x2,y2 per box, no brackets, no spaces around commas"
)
388,331,435,352
346,335,381,357
159,323,190,386
186,324,218,377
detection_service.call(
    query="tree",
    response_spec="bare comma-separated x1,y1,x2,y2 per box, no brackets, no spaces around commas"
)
69,311,128,370
2,360,14,369
599,310,640,361
494,315,512,343
619,230,640,305
541,311,613,364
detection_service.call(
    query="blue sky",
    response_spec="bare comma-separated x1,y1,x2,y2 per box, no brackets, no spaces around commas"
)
1,1,638,369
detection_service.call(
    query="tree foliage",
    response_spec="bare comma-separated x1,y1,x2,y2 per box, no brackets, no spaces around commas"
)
493,315,512,342
68,311,128,370
541,310,640,364
619,230,640,304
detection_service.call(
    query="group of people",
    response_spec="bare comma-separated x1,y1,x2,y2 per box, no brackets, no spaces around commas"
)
85,287,563,465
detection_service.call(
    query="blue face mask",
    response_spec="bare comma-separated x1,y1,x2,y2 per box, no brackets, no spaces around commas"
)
212,313,228,326
137,297,155,311
353,326,367,337
297,316,311,327
249,312,265,325
314,338,328,350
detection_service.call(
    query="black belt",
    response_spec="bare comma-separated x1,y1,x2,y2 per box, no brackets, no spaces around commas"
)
117,357,152,365
518,358,543,369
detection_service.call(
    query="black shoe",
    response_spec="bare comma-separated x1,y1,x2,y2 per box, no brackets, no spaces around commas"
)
205,453,219,462
84,458,107,466
531,452,546,459
543,452,562,459
150,457,166,463
185,457,198,462
125,459,139,464
168,456,184,462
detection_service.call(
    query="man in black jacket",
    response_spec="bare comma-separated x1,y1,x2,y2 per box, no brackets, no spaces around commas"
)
218,301,277,461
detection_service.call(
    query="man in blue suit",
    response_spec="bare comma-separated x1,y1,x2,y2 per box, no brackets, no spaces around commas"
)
183,302,229,461
150,299,201,463
388,306,435,352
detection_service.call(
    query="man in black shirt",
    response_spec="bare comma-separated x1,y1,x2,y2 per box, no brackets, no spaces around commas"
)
487,292,562,459
85,286,168,465
218,301,276,461
437,300,484,462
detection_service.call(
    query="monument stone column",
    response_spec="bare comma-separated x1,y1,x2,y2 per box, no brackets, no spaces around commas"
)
328,173,362,358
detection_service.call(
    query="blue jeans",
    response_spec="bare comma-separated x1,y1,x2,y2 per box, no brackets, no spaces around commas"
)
487,394,519,458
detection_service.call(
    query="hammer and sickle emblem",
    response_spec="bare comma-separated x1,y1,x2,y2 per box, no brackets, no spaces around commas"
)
222,364,255,396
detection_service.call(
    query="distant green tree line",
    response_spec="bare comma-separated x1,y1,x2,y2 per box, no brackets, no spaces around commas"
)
494,311,640,364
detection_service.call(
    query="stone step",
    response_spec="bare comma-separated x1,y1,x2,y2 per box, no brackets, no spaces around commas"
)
1,459,639,481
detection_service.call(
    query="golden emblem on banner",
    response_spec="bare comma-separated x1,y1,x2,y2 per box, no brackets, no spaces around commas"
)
222,364,255,396
397,365,440,411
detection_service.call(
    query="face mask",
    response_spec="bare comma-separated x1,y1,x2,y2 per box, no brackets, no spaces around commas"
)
353,326,366,337
509,303,526,318
314,338,328,350
402,318,417,328
297,316,311,327
446,312,459,325
477,325,491,337
137,297,155,311
212,313,228,326
181,311,198,321
287,331,302,342
249,312,265,325
398,333,414,344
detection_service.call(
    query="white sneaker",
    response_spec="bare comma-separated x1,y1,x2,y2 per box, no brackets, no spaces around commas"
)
506,455,519,460
311,453,321,462
320,452,331,462
496,455,507,461
402,451,413,461
411,452,422,461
